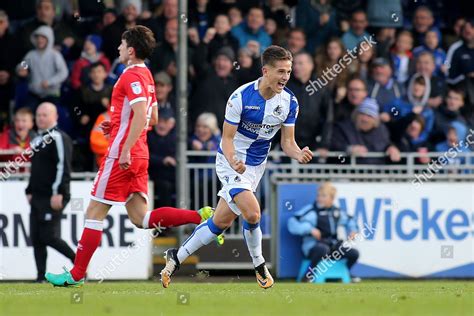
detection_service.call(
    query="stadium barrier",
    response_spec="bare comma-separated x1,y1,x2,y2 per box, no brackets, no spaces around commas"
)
0,181,153,281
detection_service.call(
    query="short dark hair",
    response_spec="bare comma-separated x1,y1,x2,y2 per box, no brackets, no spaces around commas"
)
122,25,156,60
90,61,106,71
15,107,33,118
261,45,292,67
447,85,466,100
413,76,426,86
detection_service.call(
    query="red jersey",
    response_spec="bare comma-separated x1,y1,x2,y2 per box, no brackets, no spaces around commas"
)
106,63,157,159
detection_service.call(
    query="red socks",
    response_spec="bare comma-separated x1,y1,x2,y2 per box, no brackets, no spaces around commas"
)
70,220,103,281
145,207,201,228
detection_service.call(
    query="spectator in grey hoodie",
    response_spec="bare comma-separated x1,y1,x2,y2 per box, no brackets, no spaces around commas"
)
17,25,68,111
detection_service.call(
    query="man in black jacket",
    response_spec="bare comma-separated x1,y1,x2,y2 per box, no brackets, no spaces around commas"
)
286,52,333,153
25,102,75,282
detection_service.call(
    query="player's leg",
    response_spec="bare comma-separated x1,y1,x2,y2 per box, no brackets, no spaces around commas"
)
45,200,111,286
29,212,47,282
160,198,237,288
127,159,214,229
233,190,273,289
42,211,75,263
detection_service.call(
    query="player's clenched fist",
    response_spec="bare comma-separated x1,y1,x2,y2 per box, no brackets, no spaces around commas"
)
297,146,313,164
231,156,246,174
100,120,111,136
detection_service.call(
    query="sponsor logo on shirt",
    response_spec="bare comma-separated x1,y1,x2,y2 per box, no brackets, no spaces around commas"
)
245,105,260,110
131,81,142,94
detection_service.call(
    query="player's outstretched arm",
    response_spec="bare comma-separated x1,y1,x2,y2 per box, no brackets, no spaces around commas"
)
222,121,246,174
119,101,148,169
280,125,313,164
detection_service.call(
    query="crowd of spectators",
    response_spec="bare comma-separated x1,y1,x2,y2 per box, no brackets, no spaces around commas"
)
0,0,473,204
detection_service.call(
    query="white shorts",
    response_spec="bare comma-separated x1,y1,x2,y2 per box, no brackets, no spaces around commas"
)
215,153,266,216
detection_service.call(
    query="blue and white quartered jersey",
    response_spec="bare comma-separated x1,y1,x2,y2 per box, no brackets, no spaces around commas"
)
217,78,299,166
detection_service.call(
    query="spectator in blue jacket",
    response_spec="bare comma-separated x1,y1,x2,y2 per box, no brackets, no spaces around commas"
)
231,7,271,53
287,182,360,282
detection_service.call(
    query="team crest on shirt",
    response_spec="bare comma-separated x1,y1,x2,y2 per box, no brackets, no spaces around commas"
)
131,81,142,94
273,105,282,116
234,175,241,183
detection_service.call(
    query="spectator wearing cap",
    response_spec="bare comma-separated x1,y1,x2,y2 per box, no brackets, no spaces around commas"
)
70,35,111,90
0,10,20,128
331,97,401,165
154,71,175,112
148,107,177,207
231,7,271,53
190,46,239,128
341,10,370,51
368,57,404,112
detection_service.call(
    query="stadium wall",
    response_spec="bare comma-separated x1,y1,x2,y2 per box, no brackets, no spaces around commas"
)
0,181,152,281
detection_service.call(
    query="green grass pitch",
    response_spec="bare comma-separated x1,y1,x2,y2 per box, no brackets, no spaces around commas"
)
0,280,472,316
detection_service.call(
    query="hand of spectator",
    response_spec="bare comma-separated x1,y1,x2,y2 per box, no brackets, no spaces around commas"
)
320,13,330,25
41,80,49,90
203,27,216,44
335,86,347,103
119,148,131,170
192,139,203,150
428,96,442,108
17,67,28,78
417,147,430,164
317,148,329,159
50,194,63,211
380,112,391,122
348,232,357,240
0,70,10,85
167,62,177,77
386,145,401,162
188,27,200,45
412,105,423,114
247,40,260,57
26,194,32,204
80,115,90,125
348,145,368,156
141,10,152,19
63,37,75,48
101,97,110,108
311,228,321,240
100,120,111,136
298,146,313,164
163,156,177,167
230,155,246,174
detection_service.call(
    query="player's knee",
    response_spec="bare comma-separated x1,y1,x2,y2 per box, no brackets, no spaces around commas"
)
243,211,260,224
130,216,144,229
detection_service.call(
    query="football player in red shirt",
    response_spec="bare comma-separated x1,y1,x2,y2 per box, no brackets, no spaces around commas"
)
45,26,214,287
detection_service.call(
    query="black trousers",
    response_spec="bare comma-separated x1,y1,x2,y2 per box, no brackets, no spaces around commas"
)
308,241,359,272
30,197,75,281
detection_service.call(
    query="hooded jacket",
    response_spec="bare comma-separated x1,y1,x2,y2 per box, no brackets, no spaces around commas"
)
19,25,68,97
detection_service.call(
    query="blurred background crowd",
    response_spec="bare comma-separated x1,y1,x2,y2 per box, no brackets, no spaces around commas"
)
0,0,473,203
